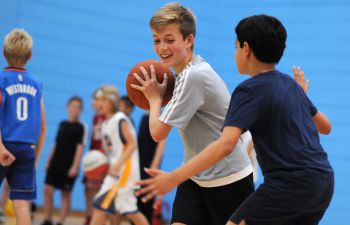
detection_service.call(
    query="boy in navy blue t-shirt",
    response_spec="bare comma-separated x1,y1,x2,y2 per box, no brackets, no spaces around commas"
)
0,29,46,225
137,15,334,225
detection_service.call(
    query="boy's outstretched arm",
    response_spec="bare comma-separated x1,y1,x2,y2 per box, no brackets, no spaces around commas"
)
136,126,242,202
131,65,172,142
293,66,332,134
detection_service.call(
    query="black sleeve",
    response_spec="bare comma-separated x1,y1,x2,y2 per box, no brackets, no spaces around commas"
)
224,85,263,131
118,119,127,144
306,95,318,116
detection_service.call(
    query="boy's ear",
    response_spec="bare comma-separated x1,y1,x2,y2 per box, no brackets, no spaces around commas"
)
243,42,251,57
27,52,32,61
185,34,195,49
243,42,252,57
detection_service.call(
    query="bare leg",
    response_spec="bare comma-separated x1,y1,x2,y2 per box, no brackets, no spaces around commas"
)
107,214,121,225
226,220,246,225
127,212,149,225
12,200,31,225
85,184,99,221
90,208,107,225
43,184,54,221
1,180,10,209
57,191,71,224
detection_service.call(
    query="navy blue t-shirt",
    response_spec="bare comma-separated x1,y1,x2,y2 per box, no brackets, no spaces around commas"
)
224,70,332,176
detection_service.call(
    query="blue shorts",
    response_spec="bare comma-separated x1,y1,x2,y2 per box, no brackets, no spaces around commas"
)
0,142,36,200
230,169,334,225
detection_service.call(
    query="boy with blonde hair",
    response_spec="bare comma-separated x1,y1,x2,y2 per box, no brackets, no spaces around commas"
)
132,3,254,225
90,85,148,225
0,28,46,225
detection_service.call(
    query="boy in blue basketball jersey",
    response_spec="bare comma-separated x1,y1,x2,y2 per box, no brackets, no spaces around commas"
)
138,15,334,225
0,29,46,225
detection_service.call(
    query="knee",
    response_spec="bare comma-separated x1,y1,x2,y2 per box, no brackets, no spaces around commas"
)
44,185,54,195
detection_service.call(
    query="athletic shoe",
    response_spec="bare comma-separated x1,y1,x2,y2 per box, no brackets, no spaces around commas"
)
41,219,53,225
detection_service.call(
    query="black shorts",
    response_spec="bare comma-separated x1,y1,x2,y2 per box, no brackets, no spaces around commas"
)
45,169,77,192
171,174,254,225
230,170,334,225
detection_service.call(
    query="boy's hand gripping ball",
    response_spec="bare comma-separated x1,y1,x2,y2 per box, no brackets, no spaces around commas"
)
126,60,175,110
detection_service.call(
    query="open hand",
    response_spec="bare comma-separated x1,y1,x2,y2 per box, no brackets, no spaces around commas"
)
293,66,309,94
131,65,168,103
135,168,177,203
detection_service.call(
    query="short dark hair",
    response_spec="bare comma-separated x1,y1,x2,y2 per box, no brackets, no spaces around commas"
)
121,95,134,108
235,15,287,64
67,95,83,107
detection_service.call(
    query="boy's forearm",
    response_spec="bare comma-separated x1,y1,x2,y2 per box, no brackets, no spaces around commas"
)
35,131,46,166
0,131,7,151
171,127,242,184
149,99,164,139
71,144,84,170
149,99,171,142
35,98,46,165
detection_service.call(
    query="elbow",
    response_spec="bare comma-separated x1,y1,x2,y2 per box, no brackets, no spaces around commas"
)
151,132,165,142
150,128,166,142
320,124,332,135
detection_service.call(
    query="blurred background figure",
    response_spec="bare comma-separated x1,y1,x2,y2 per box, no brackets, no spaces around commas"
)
82,88,105,225
137,112,166,224
42,96,87,225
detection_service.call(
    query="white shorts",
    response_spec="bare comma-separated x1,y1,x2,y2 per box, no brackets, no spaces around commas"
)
93,175,138,215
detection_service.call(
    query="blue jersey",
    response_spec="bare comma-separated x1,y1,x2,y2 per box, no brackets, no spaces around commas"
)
0,67,43,144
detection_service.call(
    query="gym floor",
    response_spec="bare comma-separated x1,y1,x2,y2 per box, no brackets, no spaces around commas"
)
4,211,131,225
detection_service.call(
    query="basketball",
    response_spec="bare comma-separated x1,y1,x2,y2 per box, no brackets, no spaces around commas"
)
82,150,109,180
126,59,175,110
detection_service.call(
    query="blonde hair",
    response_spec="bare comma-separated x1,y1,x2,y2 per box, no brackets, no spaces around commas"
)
100,85,120,113
150,2,196,50
3,28,33,66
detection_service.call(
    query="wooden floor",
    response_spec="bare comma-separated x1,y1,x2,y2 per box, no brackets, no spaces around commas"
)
3,211,131,225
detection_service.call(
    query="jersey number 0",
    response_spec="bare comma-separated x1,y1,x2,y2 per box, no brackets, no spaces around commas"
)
16,97,28,121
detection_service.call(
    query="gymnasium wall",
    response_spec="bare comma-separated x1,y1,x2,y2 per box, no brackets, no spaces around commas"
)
1,0,349,224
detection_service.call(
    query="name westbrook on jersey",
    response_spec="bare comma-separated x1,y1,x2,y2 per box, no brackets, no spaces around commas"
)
6,83,38,97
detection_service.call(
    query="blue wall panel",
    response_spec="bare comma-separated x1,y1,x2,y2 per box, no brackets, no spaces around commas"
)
1,0,349,223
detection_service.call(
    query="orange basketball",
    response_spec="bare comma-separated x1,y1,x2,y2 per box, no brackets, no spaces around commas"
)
126,60,175,110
